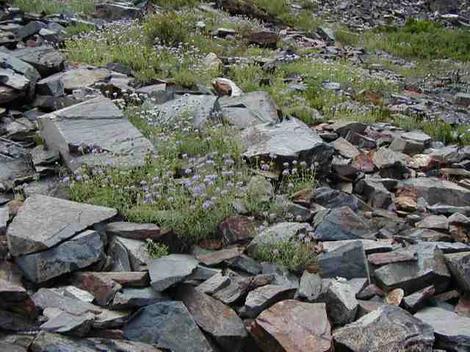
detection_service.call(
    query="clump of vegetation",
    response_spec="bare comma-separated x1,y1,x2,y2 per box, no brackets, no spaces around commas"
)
143,12,192,46
13,0,96,14
338,19,470,61
254,241,318,272
151,0,200,9
146,240,169,259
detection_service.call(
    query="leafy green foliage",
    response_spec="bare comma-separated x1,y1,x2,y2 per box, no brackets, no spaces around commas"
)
13,0,96,14
254,241,318,272
146,240,169,259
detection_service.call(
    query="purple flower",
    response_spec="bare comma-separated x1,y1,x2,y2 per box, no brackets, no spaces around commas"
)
202,200,214,209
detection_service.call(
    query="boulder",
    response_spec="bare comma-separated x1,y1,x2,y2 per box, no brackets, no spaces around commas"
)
251,300,332,352
415,307,470,352
241,118,334,172
313,207,374,241
149,254,198,291
177,285,247,351
216,91,279,128
8,47,65,76
7,194,116,256
123,301,214,352
317,240,369,280
39,97,154,171
444,251,470,293
240,284,296,318
109,236,151,271
15,230,104,283
334,305,434,352
323,280,358,326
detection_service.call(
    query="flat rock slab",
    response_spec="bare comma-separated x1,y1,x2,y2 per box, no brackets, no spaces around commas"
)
105,222,162,240
241,118,334,170
7,194,116,256
177,285,247,351
7,46,65,76
415,307,470,351
149,254,199,291
216,91,279,128
123,301,214,352
38,96,155,171
240,284,296,318
444,251,470,293
333,305,434,352
251,300,332,352
16,230,104,283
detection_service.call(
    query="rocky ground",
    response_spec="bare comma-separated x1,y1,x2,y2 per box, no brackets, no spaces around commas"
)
0,0,470,351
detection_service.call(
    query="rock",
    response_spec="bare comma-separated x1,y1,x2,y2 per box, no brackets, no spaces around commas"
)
149,254,198,291
197,272,231,294
218,216,257,245
313,207,374,241
112,288,167,309
333,137,360,159
415,307,470,352
247,30,279,47
212,77,242,97
40,309,94,336
247,222,312,254
330,121,367,138
109,236,150,271
402,285,435,313
354,178,393,209
385,288,404,306
150,94,217,128
31,331,162,352
39,97,154,172
455,93,470,108
105,222,162,241
177,285,247,351
444,251,470,293
262,263,299,288
390,137,425,156
400,177,470,207
416,215,449,230
317,240,369,280
250,300,332,352
204,54,223,71
123,301,213,352
45,67,110,92
241,118,334,172
240,284,296,318
297,271,323,301
321,239,394,254
312,186,365,211
95,2,142,20
374,242,451,295
368,248,417,266
36,75,64,96
216,91,279,128
226,254,262,275
8,47,65,76
16,230,104,283
73,272,121,306
0,206,8,235
94,271,149,287
196,247,243,266
7,194,116,256
334,305,434,352
323,280,358,326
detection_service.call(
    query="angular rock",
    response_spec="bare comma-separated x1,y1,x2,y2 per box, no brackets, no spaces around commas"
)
73,272,121,306
8,47,65,76
402,285,435,313
241,118,334,172
112,288,167,309
312,186,364,211
240,284,296,318
105,222,162,241
95,2,142,20
333,137,360,159
297,271,323,301
251,300,332,352
218,216,257,245
415,307,470,352
94,272,149,287
0,206,8,235
374,242,451,295
321,239,394,254
178,285,247,351
317,240,369,280
444,251,470,293
416,215,449,230
368,248,417,266
313,206,374,241
7,194,116,256
39,97,154,171
16,230,104,283
354,178,393,209
334,305,434,352
109,236,151,271
323,280,358,326
149,254,198,291
196,247,243,266
123,301,213,352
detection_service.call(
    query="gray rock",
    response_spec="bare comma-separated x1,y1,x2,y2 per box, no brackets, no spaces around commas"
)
109,236,151,271
261,263,299,288
313,206,374,241
123,301,214,352
95,2,142,20
241,118,334,172
321,239,394,254
178,285,247,351
36,75,64,96
240,284,296,318
16,230,104,283
312,186,365,211
318,240,369,280
400,177,470,207
297,271,323,301
40,309,94,336
226,254,262,275
323,280,358,326
7,194,116,256
374,242,451,295
247,222,312,254
149,254,199,291
402,286,435,313
333,137,360,159
8,47,65,76
112,288,167,309
444,251,470,293
0,206,8,236
334,305,434,352
0,51,40,82
105,222,162,240
416,215,449,230
48,67,110,91
39,97,154,171
455,93,470,108
216,91,279,128
415,307,470,352
197,272,230,294
354,178,393,209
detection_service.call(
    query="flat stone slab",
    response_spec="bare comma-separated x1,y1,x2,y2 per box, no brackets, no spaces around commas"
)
38,96,155,171
149,254,199,291
7,194,116,256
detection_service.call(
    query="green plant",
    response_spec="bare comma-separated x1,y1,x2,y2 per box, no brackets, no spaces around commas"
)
146,240,169,259
13,0,96,14
151,0,200,9
254,241,318,272
143,12,191,46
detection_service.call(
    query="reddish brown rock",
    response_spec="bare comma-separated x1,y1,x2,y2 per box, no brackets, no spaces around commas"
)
385,288,404,306
368,249,417,266
250,300,332,352
247,30,278,47
196,246,243,266
218,216,257,245
105,222,162,240
73,272,122,306
455,295,470,317
93,272,149,287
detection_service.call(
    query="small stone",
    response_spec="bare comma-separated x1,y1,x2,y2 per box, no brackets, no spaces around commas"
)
385,288,404,306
